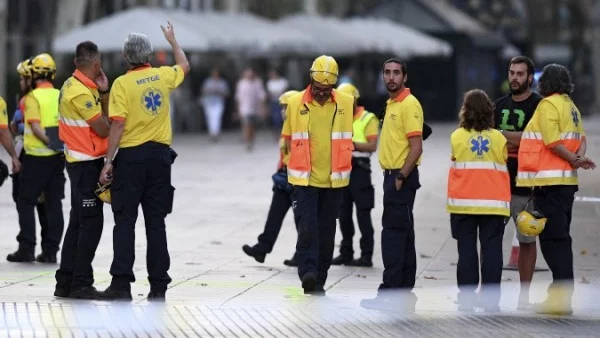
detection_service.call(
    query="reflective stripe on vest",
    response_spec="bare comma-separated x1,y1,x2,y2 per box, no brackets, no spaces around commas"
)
352,109,375,158
447,160,511,217
59,114,108,163
286,90,354,188
451,161,507,172
330,131,353,184
517,126,581,187
24,89,60,156
447,128,511,217
64,144,103,161
447,198,510,210
292,132,309,140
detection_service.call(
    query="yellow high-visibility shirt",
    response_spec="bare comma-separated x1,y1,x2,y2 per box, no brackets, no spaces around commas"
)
0,97,7,129
109,64,185,148
378,88,423,169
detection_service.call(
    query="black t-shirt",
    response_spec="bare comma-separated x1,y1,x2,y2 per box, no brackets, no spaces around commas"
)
494,92,543,196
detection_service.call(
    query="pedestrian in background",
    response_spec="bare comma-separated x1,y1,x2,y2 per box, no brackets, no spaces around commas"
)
235,67,266,151
200,69,229,142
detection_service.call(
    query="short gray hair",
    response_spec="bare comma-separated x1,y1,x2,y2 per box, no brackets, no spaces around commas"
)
123,33,153,66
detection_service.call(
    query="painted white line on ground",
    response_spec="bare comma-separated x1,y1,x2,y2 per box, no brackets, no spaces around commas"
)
575,196,600,203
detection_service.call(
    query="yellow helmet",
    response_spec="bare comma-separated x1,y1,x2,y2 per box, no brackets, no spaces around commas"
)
516,209,546,237
279,90,299,105
310,55,338,85
336,83,360,99
30,53,57,79
94,182,112,204
17,58,32,77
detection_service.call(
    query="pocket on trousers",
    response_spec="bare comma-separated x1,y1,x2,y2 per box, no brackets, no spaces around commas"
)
165,185,175,214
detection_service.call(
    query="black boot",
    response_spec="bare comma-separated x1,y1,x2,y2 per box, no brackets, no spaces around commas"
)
148,289,166,301
331,254,352,266
350,256,373,267
36,252,57,263
242,244,266,263
6,250,34,263
301,272,317,293
98,285,132,301
283,253,298,267
70,286,101,300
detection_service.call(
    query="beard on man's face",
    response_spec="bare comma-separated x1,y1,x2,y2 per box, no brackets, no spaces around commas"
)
386,80,403,92
510,78,529,95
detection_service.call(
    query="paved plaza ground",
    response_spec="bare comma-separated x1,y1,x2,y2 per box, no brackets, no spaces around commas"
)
0,118,599,337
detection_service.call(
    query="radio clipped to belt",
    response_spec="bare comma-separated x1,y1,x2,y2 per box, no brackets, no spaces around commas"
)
94,182,112,204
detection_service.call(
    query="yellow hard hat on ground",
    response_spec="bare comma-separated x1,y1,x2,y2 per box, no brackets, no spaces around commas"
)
516,209,546,237
310,55,338,85
336,83,360,99
95,182,111,204
17,58,32,77
30,53,57,79
279,90,299,105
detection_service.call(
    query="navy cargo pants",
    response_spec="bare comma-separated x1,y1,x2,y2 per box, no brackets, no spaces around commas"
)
254,169,298,254
55,158,105,291
380,168,420,290
294,186,342,286
337,158,375,260
109,142,174,293
16,153,65,255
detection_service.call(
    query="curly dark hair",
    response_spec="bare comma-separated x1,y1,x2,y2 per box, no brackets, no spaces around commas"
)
538,63,574,97
459,89,494,132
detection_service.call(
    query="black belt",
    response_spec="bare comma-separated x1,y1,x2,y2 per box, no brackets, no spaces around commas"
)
383,169,401,176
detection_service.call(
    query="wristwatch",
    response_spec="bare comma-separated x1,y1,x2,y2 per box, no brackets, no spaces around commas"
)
395,172,406,182
99,88,110,95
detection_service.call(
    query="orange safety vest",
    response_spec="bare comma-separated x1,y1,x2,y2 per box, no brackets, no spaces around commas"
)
284,87,354,188
447,128,511,216
58,70,108,162
516,94,584,187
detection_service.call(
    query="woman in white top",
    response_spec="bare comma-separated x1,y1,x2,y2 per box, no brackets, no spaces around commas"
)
200,69,229,141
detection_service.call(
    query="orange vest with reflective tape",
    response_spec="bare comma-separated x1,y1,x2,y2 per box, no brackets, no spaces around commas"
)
447,128,510,216
516,94,583,187
58,71,108,163
284,88,354,188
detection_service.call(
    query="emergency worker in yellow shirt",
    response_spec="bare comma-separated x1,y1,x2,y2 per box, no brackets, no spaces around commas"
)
0,96,20,177
374,58,424,292
10,59,47,252
98,22,190,301
282,55,354,294
54,41,111,300
516,64,595,315
447,89,510,312
331,83,378,267
243,90,299,266
9,53,66,264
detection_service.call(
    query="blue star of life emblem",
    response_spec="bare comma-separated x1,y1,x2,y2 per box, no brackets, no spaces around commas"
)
85,101,93,109
142,89,163,116
470,136,490,156
571,106,579,127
